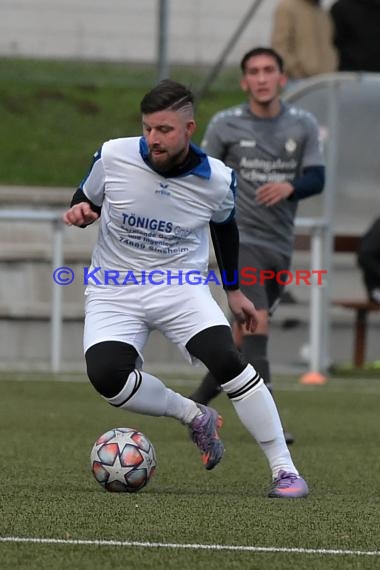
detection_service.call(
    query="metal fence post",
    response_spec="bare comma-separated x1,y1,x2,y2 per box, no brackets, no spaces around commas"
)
51,219,64,373
157,0,170,82
295,217,329,374
309,225,324,372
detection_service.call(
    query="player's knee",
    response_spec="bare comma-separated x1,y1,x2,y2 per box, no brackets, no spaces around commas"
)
211,345,246,381
85,341,138,398
187,325,247,382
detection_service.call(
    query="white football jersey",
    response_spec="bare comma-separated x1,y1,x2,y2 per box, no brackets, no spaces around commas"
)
80,137,236,283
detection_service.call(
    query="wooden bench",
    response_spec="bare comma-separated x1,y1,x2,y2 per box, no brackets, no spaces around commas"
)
329,235,379,368
294,233,379,368
331,300,380,367
293,233,361,253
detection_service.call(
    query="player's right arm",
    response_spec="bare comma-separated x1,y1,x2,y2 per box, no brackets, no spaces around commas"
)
63,197,100,227
63,146,105,227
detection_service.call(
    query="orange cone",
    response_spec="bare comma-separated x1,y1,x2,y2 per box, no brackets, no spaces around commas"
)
299,371,327,385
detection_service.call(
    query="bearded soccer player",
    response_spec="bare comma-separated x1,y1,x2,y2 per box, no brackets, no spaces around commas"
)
63,78,308,498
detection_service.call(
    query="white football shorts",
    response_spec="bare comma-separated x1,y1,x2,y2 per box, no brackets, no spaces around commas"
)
83,281,229,365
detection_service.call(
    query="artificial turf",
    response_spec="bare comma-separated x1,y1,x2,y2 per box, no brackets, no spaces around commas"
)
0,373,379,569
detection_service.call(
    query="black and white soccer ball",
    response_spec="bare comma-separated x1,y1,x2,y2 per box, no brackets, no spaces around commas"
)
90,427,157,493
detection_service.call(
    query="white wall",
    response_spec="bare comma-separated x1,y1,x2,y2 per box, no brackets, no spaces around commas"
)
0,0,279,65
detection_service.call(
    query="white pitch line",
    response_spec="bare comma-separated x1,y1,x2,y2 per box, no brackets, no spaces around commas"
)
0,537,379,557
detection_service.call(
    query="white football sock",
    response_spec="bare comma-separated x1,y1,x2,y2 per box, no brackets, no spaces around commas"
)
222,364,298,478
105,370,200,425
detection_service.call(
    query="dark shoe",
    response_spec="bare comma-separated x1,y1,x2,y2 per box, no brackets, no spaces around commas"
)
284,431,295,445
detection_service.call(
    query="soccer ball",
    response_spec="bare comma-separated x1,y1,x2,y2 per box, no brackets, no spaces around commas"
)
90,427,157,493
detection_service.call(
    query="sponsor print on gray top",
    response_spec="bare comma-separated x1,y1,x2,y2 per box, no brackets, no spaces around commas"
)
201,102,324,256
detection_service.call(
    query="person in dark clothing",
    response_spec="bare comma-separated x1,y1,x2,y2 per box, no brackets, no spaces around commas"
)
358,217,380,304
330,0,380,72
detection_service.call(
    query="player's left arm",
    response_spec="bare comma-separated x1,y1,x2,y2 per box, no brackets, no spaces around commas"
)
210,218,258,333
210,170,258,332
288,113,326,201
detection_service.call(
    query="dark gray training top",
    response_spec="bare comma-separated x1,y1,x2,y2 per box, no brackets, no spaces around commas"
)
201,102,324,256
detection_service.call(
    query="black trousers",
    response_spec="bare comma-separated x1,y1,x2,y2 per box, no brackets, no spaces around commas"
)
358,217,380,298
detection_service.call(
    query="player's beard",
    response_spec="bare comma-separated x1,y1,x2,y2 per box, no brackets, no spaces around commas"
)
148,144,188,173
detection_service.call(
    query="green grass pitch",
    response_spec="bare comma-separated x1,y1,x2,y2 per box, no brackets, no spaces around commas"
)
0,373,379,570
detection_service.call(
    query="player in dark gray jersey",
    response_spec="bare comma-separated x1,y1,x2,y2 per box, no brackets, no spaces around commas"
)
190,47,325,443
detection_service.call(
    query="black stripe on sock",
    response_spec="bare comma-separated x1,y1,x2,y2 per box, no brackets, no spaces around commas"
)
227,373,262,400
112,370,142,408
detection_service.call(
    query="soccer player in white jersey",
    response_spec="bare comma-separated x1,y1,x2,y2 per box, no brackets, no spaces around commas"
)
63,79,308,498
190,47,325,445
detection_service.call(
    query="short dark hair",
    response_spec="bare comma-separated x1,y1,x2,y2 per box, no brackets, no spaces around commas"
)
140,79,194,114
240,47,284,73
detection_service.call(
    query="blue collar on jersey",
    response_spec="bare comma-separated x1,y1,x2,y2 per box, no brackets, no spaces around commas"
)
139,137,211,179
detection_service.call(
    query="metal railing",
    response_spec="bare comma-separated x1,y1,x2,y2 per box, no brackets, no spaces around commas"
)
0,209,65,373
0,210,329,374
294,217,329,374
